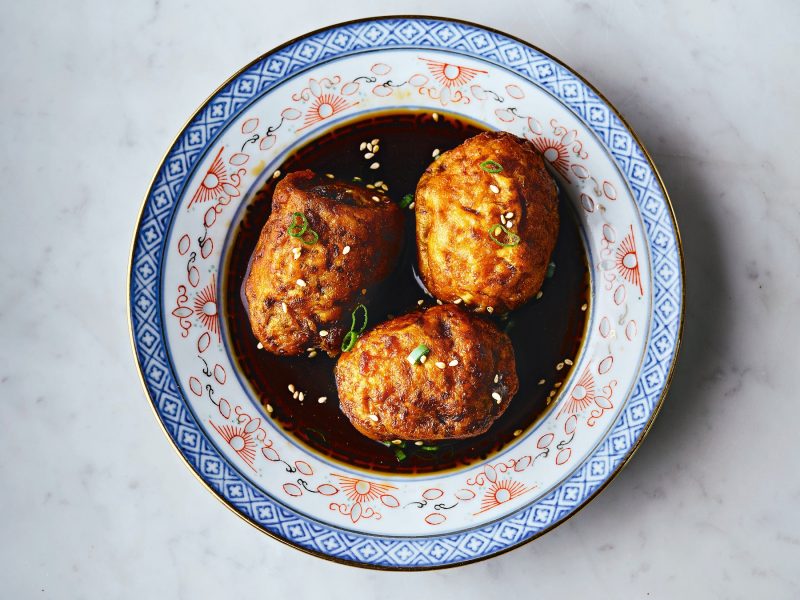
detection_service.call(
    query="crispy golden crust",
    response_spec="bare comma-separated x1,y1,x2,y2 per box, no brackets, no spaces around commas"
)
415,131,559,313
244,170,403,356
334,304,518,442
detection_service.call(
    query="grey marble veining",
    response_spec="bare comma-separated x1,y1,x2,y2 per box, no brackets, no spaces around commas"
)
1,0,798,597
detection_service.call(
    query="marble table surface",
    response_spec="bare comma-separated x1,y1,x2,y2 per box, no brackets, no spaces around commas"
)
2,1,798,597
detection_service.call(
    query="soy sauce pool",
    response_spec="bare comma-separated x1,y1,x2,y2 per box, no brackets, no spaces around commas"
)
224,111,589,475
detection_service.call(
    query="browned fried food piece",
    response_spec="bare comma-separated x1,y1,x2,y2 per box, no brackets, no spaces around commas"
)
245,170,403,356
334,304,518,442
415,131,559,313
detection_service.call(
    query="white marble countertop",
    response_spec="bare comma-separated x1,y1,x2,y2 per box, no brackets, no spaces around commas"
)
2,1,799,597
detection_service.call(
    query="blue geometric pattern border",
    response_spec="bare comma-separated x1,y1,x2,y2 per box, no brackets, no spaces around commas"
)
129,17,683,569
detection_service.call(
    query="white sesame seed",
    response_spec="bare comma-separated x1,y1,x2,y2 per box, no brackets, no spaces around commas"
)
372,195,380,202
408,202,415,209
374,180,384,187
281,302,288,313
353,176,362,182
371,138,379,145
554,381,562,388
370,162,380,170
494,374,499,383
318,396,327,403
342,245,351,255
454,298,462,304
505,212,514,219
565,358,574,366
288,384,295,393
514,429,523,437
391,439,403,445
325,173,334,179
257,342,263,349
366,183,375,189
296,279,307,287
494,226,502,236
500,215,507,225
492,392,502,402
359,142,367,151
369,414,379,422
449,359,459,367
364,152,374,159
319,330,329,337
432,148,440,158
581,303,588,311
415,440,424,446
506,220,514,228
536,291,544,300
556,362,564,371
373,145,380,153
366,143,373,152
436,299,442,305
489,184,500,194
432,112,439,122
308,351,317,358
435,361,446,369
419,354,427,364
381,184,389,191
293,391,299,399
417,299,424,306
266,403,274,414
487,306,494,314
298,392,304,401
538,379,546,385
272,169,281,179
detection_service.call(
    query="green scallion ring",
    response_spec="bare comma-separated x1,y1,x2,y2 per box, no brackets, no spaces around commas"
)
488,223,521,247
406,344,430,365
546,261,556,278
341,330,358,352
480,160,503,173
288,212,308,237
301,228,319,245
350,304,368,334
399,193,414,209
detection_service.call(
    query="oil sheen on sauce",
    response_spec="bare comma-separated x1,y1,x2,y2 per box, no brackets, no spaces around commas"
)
223,111,589,475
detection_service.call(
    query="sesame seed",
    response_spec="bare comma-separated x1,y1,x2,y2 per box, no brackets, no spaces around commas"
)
408,202,415,209
372,195,380,202
449,359,459,367
366,183,375,189
486,306,494,314
435,361,446,369
556,362,564,370
308,351,317,358
374,180,384,187
360,142,367,151
281,302,288,313
325,173,334,179
419,354,427,364
369,414,379,422
565,358,574,366
494,374,499,383
370,162,380,170
391,439,403,445
454,298,462,304
500,215,507,225
298,392,304,401
554,382,562,388
581,303,588,311
266,404,274,414
318,396,327,404
538,379,546,385
536,291,544,300
373,145,380,152
361,288,367,295
364,152,374,159
506,212,514,219
293,391,299,399
417,299,424,305
366,143,373,152
432,112,439,122
381,184,389,191
494,226,502,236
415,440,424,446
257,342,263,349
432,148,440,158
296,279,307,288
513,429,523,437
272,169,281,179
342,245,351,255
353,176,362,182
319,330,329,337
489,184,500,194
288,384,295,393
549,390,556,397
436,299,442,305
371,138,379,145
506,220,514,228
492,392,502,402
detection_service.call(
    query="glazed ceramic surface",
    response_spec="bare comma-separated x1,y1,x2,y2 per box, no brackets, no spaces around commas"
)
129,17,683,568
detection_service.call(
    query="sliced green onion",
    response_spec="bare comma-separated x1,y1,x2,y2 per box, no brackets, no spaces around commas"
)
288,212,308,237
341,330,358,352
393,448,407,462
350,304,368,334
546,261,556,278
480,160,503,173
301,229,319,245
488,223,521,247
407,344,430,365
400,193,414,209
420,445,439,452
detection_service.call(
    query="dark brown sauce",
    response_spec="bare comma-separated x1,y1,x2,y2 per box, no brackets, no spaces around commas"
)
223,111,589,475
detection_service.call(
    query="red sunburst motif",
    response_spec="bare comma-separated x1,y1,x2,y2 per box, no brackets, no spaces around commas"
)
475,479,534,514
420,58,487,89
209,421,257,471
299,93,355,130
333,474,397,503
189,147,228,207
530,137,571,178
557,367,596,419
193,275,219,340
616,225,644,295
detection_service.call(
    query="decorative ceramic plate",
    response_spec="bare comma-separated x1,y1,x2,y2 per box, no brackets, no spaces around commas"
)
129,16,683,569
